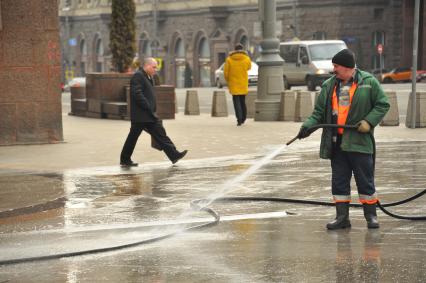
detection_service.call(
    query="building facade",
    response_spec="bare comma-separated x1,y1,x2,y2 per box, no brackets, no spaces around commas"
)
59,0,425,87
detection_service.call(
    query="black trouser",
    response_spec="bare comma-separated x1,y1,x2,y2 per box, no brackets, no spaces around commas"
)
232,95,247,124
120,121,179,162
331,147,376,198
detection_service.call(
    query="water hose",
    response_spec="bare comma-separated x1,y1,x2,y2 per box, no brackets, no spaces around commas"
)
0,205,220,266
0,123,424,265
1,191,423,266
286,123,359,146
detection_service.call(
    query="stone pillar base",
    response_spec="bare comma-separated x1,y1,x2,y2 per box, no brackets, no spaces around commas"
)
279,90,296,121
295,91,313,122
246,90,257,118
211,91,228,117
406,91,426,128
254,100,280,121
184,90,200,115
381,91,399,126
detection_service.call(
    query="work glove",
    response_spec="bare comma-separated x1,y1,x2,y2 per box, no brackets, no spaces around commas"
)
297,126,311,139
357,120,371,133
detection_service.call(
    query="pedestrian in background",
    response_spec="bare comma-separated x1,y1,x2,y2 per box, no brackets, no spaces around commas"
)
224,43,251,126
120,57,187,167
297,49,389,230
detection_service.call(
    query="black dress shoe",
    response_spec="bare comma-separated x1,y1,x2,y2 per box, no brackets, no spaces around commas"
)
171,150,188,164
120,160,138,167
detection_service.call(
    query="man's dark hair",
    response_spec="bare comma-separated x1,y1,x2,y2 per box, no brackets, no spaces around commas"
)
235,43,244,51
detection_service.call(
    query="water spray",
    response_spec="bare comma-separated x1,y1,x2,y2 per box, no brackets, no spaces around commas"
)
1,124,424,266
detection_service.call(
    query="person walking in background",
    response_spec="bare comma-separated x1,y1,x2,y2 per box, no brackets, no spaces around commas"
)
120,57,187,167
224,43,251,126
296,49,389,230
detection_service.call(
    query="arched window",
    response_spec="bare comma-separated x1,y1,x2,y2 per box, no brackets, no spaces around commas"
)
174,38,185,88
198,38,211,87
95,38,104,72
239,35,248,50
138,33,150,59
79,38,87,76
142,40,152,57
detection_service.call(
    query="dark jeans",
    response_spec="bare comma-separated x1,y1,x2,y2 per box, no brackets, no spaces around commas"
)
120,121,179,162
232,95,247,124
331,147,376,197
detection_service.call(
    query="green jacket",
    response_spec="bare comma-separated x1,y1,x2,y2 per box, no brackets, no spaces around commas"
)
302,69,390,159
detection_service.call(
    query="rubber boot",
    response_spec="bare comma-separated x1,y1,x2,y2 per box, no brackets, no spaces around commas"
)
363,203,380,229
326,202,351,230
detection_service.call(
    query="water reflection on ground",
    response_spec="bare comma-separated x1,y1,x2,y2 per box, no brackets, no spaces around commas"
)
0,141,425,282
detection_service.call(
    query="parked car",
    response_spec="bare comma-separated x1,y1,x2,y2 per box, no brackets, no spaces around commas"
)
381,67,426,83
63,77,86,92
371,68,388,81
279,40,347,90
215,61,258,88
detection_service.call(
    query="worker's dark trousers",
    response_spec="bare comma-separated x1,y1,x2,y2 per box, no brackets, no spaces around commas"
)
331,147,376,197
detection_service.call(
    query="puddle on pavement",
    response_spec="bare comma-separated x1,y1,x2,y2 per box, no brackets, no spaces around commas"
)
0,141,425,232
0,141,425,282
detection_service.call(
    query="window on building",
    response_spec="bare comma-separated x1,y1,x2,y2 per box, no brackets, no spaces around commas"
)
374,8,384,20
372,31,385,46
80,39,87,76
198,38,211,87
142,40,152,57
95,38,103,72
240,35,248,50
64,0,72,8
313,31,326,40
372,31,385,70
175,38,185,88
175,38,184,58
151,40,159,57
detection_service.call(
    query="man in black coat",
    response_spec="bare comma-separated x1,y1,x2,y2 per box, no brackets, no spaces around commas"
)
120,57,187,166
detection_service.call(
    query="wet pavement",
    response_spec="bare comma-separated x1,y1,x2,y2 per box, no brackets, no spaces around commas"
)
1,140,425,282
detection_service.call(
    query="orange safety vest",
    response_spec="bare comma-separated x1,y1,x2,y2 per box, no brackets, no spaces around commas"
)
332,82,357,134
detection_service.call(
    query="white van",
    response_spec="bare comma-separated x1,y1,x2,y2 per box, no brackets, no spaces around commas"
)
279,40,347,91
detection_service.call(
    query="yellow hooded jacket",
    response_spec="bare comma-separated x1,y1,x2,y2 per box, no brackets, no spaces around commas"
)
224,50,251,95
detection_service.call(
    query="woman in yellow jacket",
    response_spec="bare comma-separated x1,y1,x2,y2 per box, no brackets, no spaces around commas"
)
224,44,251,126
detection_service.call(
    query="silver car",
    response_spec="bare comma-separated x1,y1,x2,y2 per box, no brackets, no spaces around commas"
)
214,61,258,88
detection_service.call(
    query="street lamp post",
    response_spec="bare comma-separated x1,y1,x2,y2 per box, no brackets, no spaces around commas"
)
407,0,420,129
152,0,158,57
254,0,284,121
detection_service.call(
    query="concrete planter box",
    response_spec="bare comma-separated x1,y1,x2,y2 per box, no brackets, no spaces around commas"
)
85,73,132,118
154,85,176,119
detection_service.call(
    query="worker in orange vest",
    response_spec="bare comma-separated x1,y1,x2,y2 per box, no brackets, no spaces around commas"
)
297,49,390,230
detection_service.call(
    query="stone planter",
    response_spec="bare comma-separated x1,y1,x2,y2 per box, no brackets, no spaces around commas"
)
85,73,132,119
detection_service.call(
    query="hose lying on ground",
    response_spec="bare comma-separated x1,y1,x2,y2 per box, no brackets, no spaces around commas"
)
0,122,423,265
0,189,424,266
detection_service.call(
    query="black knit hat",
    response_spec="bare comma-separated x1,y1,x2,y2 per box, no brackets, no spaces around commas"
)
332,49,355,68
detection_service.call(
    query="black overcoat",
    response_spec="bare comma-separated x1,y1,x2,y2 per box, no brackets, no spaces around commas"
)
129,70,157,123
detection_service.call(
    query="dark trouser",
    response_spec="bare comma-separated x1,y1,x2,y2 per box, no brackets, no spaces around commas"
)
331,147,376,199
232,95,247,124
120,121,179,162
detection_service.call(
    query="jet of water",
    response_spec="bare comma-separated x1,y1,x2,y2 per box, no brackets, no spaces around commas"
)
198,144,288,208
